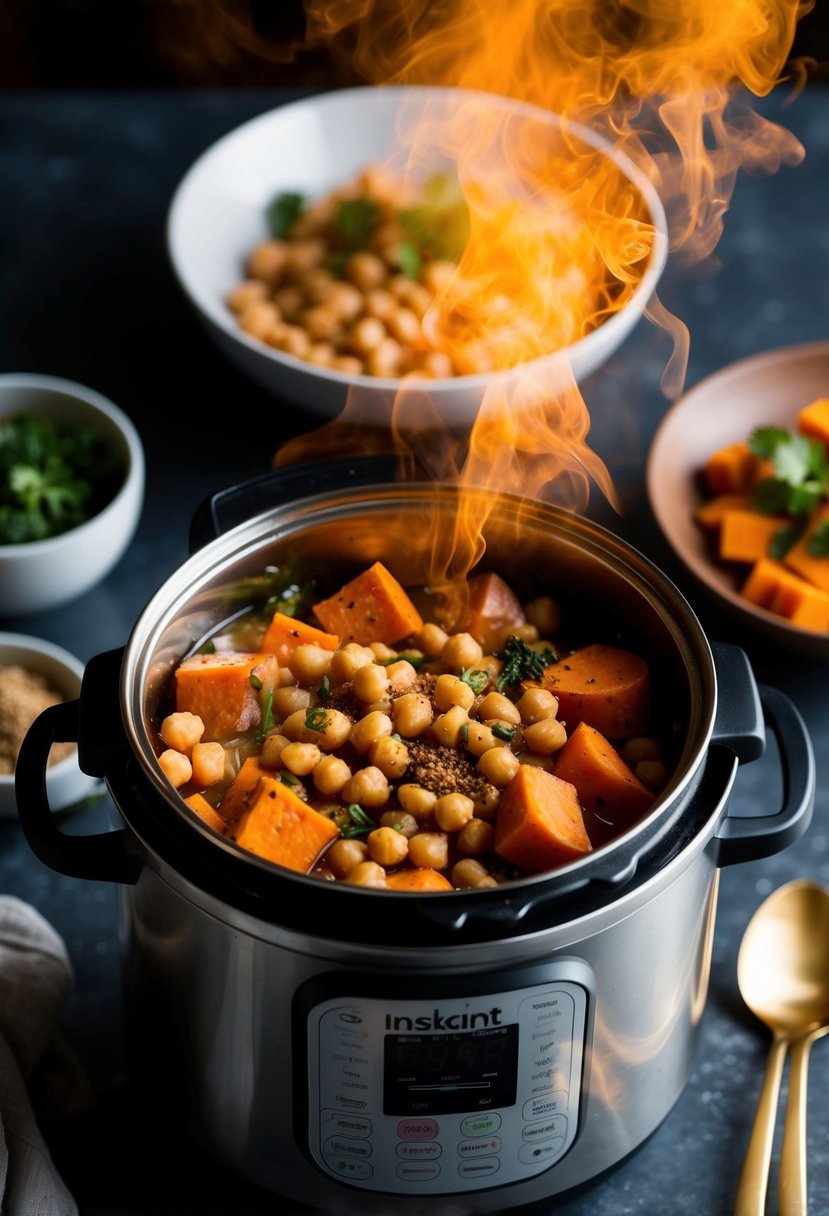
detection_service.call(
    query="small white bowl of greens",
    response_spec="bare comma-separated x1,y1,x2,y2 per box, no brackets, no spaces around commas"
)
0,373,145,616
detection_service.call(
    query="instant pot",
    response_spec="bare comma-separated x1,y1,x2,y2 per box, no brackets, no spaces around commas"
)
17,457,815,1214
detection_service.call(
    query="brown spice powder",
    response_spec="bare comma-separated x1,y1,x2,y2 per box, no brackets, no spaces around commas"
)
406,737,497,804
0,664,74,774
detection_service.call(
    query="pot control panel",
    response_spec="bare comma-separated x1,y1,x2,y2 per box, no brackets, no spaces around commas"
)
296,962,593,1195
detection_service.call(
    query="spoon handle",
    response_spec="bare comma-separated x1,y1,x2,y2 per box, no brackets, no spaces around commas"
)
733,1033,788,1216
778,1026,829,1216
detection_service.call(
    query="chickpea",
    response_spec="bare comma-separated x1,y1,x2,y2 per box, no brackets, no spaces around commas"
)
369,735,410,781
350,315,387,355
308,341,336,368
369,642,397,662
392,692,433,737
385,660,418,693
352,663,391,704
408,832,449,870
465,722,499,757
477,655,502,680
441,632,484,673
364,287,396,323
239,300,281,340
421,259,457,293
397,784,437,822
302,305,341,343
516,687,559,724
306,708,352,752
623,737,663,766
431,704,468,749
434,673,475,713
412,350,455,379
160,711,204,754
342,766,390,807
367,825,409,867
272,285,304,320
523,595,561,637
477,691,521,726
344,861,388,888
387,307,420,346
268,323,312,359
246,239,287,286
350,710,393,755
227,279,268,314
636,760,667,790
434,793,475,833
331,354,365,375
473,784,501,820
523,718,567,756
281,742,322,777
288,644,334,683
328,281,364,323
345,251,387,291
283,238,325,277
457,818,495,856
414,622,449,658
379,810,419,838
282,708,329,744
326,838,368,878
405,283,434,318
452,858,497,889
190,742,225,788
302,267,338,304
273,685,311,719
518,751,556,773
260,731,290,768
158,749,191,789
312,754,352,795
366,336,403,377
329,643,375,684
476,745,520,787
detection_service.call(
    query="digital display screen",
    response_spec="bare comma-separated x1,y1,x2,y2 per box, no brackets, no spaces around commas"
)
383,1025,519,1116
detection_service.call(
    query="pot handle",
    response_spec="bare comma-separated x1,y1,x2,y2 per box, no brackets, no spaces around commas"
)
711,684,815,867
15,652,143,885
189,454,399,551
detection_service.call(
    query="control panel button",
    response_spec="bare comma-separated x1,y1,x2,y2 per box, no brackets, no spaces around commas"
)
397,1118,439,1140
320,1110,373,1139
460,1112,502,1137
323,1136,372,1159
325,1158,374,1181
522,1091,568,1121
518,1136,565,1165
396,1141,442,1160
395,1162,441,1182
522,1114,567,1142
457,1136,501,1157
458,1157,501,1178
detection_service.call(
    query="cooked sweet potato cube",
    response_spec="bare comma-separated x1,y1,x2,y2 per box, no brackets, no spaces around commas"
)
231,775,340,872
312,561,423,645
260,611,340,664
219,756,274,826
796,397,829,447
703,442,758,495
494,765,592,871
718,509,787,564
694,493,751,532
770,576,829,632
553,722,654,823
462,572,526,652
184,792,228,835
174,651,278,741
537,644,650,739
741,557,807,609
782,505,829,593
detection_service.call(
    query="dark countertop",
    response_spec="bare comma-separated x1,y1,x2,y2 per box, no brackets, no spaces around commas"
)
0,85,827,1215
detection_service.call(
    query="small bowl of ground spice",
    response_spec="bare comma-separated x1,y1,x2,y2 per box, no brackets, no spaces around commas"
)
0,632,99,817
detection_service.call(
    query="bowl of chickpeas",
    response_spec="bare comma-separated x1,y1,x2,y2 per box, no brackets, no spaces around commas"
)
167,85,668,425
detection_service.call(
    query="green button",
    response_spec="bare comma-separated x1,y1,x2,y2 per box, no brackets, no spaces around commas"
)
460,1113,502,1137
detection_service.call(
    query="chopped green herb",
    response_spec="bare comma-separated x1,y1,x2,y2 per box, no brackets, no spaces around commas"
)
769,520,807,560
807,518,829,557
279,770,300,788
198,640,216,655
254,686,275,743
335,197,380,249
492,722,516,742
495,636,557,693
398,170,470,261
378,652,426,670
305,707,329,733
397,240,422,279
268,191,306,239
326,250,350,279
459,721,469,746
249,672,263,691
341,802,376,839
317,675,331,701
749,425,829,519
459,668,489,693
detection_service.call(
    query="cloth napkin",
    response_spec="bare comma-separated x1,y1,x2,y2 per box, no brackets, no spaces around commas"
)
0,895,85,1216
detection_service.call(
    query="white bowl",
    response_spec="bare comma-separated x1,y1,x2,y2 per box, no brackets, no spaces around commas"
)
647,339,829,657
0,373,145,616
0,632,100,817
167,85,668,425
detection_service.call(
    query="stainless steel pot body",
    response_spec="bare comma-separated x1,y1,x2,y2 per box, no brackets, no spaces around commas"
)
15,465,815,1212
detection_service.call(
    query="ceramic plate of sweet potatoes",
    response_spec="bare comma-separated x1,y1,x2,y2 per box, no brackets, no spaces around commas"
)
647,338,829,657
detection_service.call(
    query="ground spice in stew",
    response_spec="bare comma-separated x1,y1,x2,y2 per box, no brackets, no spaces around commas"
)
406,737,497,805
0,664,74,774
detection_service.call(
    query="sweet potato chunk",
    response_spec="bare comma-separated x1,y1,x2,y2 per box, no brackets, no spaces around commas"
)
538,644,650,739
231,775,340,872
462,572,526,652
703,442,758,494
312,561,423,644
770,569,829,631
260,611,340,664
495,765,592,871
694,493,751,532
218,756,274,826
184,792,228,835
553,722,654,824
386,868,453,891
796,397,829,447
718,509,787,563
782,505,829,593
741,556,797,609
175,651,278,741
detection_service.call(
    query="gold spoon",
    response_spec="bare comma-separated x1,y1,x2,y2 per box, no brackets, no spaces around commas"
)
733,878,829,1216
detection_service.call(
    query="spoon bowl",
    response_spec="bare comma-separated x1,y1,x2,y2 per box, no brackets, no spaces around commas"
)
733,878,829,1216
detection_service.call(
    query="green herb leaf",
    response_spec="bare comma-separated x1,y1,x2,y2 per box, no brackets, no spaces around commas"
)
305,707,329,733
769,521,806,560
268,191,306,239
341,802,376,839
492,722,516,742
198,640,216,655
335,197,380,249
378,652,426,670
749,426,791,459
317,675,331,701
752,478,792,515
748,426,829,519
459,721,469,746
459,667,489,693
398,240,422,279
279,770,300,788
397,170,470,261
325,250,350,279
494,636,557,692
249,672,263,691
807,518,829,557
254,686,275,743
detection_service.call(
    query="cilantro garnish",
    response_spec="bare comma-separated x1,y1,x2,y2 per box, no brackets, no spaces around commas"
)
492,722,516,742
317,675,331,701
749,426,829,519
335,198,380,249
495,636,557,693
459,668,489,693
378,652,426,670
340,803,376,839
268,191,306,239
305,707,329,734
254,686,275,743
808,518,829,557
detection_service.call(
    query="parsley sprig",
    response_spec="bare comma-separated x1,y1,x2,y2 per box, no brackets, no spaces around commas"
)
340,803,376,839
494,635,557,693
749,426,829,557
